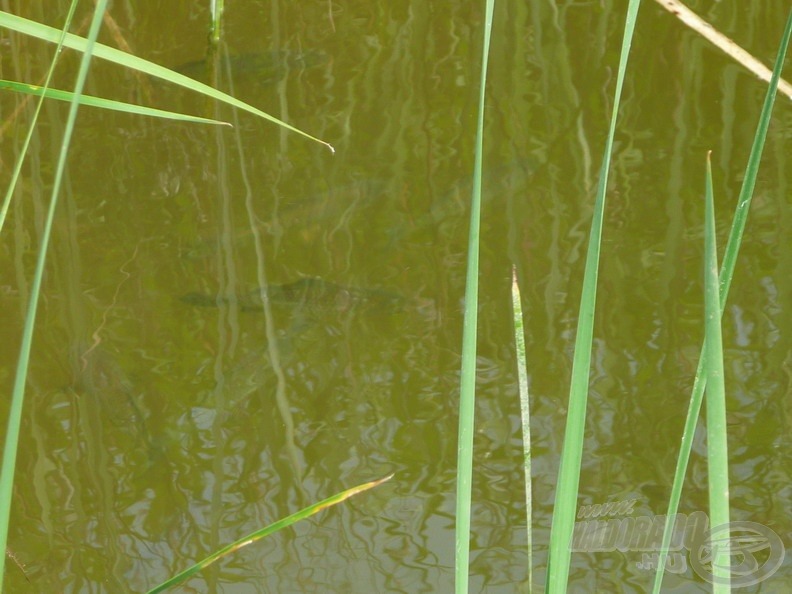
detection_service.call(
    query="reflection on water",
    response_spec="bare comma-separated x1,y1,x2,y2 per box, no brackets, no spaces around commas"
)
4,0,792,592
74,345,138,421
180,158,541,265
69,345,165,467
181,177,389,259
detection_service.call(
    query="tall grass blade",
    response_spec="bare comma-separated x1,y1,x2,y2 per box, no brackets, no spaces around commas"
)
0,11,333,152
650,11,792,592
544,2,642,591
145,474,393,594
0,5,78,234
455,0,495,591
703,153,731,591
511,268,533,592
0,2,109,590
0,80,231,125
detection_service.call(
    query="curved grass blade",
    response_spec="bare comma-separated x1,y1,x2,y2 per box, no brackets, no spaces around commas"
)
145,474,394,594
0,4,78,234
455,0,495,591
703,153,731,592
545,1,642,591
0,11,334,152
0,80,230,126
650,10,792,593
0,2,109,589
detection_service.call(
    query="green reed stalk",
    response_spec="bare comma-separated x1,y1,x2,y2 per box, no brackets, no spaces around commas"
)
210,0,225,45
0,11,333,152
651,12,792,592
146,474,393,593
0,3,77,234
0,80,230,125
511,268,533,592
703,153,731,592
455,0,495,591
0,2,109,590
545,2,642,591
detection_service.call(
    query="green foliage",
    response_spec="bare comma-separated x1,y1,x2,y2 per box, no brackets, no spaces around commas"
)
1,2,789,592
545,1,643,591
650,11,792,592
454,1,495,591
0,5,333,592
145,474,393,593
0,10,332,151
703,153,731,592
0,79,230,125
0,3,110,590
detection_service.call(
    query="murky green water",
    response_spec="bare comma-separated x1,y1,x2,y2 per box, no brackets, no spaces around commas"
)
1,0,791,592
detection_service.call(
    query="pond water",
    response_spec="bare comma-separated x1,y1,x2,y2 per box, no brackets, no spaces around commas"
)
1,0,790,592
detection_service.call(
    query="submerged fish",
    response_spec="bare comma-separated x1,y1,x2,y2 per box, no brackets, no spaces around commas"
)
182,177,388,260
174,49,329,85
181,277,410,314
68,346,164,464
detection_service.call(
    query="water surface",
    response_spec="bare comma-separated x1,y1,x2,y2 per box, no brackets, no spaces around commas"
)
1,1,791,592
